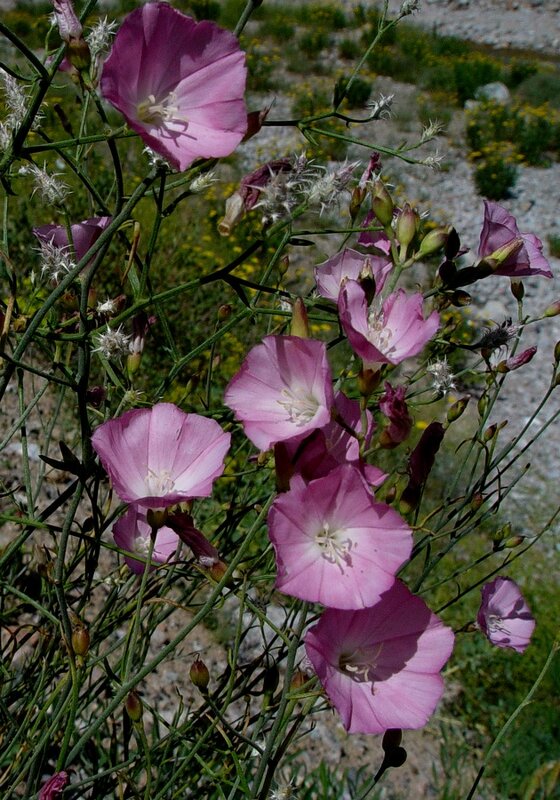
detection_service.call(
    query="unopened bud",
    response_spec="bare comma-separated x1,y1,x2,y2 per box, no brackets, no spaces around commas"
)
492,522,512,549
67,36,91,72
350,185,366,222
543,300,560,318
554,341,560,363
126,352,142,377
496,346,537,373
483,423,498,442
417,227,447,258
71,624,90,657
510,280,524,301
290,669,308,691
290,297,309,338
262,663,280,696
447,395,470,423
395,203,419,253
471,492,484,510
484,237,523,267
504,535,524,548
371,179,394,227
278,255,289,276
477,394,488,417
207,559,229,584
190,656,210,690
218,304,232,322
125,691,143,722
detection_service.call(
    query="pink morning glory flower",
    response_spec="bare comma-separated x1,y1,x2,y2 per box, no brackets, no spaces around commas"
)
33,216,112,262
314,248,392,303
268,464,411,609
113,504,179,573
477,577,535,653
339,282,440,367
379,382,412,447
305,580,455,734
100,2,247,172
224,335,334,451
91,402,230,508
276,391,385,487
478,200,552,278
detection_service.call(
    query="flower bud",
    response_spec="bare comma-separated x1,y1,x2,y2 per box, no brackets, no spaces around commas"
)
496,347,537,373
484,237,523,267
371,179,394,227
207,559,230,584
382,728,403,752
395,203,419,253
483,423,498,442
190,656,210,690
349,185,367,222
555,341,560,363
290,668,308,692
477,394,488,417
417,227,447,258
125,690,143,722
447,395,470,423
504,535,524,548
471,492,484,510
278,255,289,276
510,280,524,301
290,297,309,338
71,623,90,657
218,304,232,322
543,300,560,318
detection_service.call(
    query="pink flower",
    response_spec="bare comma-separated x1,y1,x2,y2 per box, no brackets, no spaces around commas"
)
113,504,179,573
276,391,385,487
33,216,112,262
305,580,454,734
92,402,230,508
357,210,392,254
268,465,411,609
478,200,552,278
39,771,69,799
339,282,439,367
51,0,82,41
224,335,334,451
100,3,247,172
314,248,392,303
477,577,535,653
379,382,412,447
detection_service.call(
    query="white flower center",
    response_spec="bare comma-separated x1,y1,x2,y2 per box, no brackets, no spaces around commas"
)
145,467,175,496
315,521,353,571
137,92,187,127
339,643,384,689
366,303,394,355
135,536,152,556
277,387,320,427
486,613,508,635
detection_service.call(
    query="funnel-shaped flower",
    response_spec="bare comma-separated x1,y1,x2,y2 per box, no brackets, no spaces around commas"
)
478,200,552,278
269,465,411,609
113,504,179,573
100,3,247,172
314,248,392,303
224,335,334,450
92,402,230,508
305,580,454,734
33,216,111,263
477,577,535,653
339,282,439,367
276,391,385,487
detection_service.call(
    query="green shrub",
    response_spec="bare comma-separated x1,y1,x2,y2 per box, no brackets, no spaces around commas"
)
548,234,560,259
338,37,361,60
453,54,503,104
472,143,520,199
516,68,560,108
335,75,372,109
299,30,331,58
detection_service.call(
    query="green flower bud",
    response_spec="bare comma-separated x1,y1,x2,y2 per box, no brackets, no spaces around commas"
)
417,227,448,258
125,691,143,722
447,395,470,423
371,179,394,227
395,203,419,252
290,297,309,338
190,657,210,691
